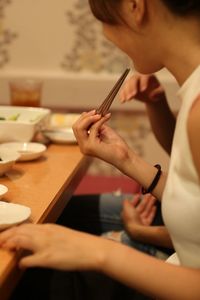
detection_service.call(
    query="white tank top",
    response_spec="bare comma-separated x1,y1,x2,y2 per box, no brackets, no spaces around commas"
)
162,65,200,268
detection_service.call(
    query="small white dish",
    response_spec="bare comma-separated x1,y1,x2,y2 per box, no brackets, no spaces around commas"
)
0,184,8,199
42,128,77,144
0,201,31,231
0,142,47,161
0,149,20,176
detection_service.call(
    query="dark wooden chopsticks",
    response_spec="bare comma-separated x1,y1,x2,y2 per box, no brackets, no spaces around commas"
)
96,68,130,116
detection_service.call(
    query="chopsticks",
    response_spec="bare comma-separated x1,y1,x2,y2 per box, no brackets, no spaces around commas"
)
96,68,130,116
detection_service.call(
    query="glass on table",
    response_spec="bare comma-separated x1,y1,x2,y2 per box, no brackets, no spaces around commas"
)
9,78,43,107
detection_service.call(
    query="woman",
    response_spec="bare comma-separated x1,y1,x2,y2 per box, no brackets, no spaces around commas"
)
1,1,200,299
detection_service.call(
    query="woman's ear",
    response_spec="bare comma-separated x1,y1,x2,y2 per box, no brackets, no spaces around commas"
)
128,0,146,26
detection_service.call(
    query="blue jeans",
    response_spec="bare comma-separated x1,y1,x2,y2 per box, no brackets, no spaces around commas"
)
57,192,170,257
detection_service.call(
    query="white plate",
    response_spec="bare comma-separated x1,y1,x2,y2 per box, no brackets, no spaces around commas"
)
42,128,77,144
0,149,20,176
0,185,8,199
50,113,80,127
0,142,47,161
0,201,31,231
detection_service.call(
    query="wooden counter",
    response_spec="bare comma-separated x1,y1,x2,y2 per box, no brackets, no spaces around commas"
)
0,143,91,299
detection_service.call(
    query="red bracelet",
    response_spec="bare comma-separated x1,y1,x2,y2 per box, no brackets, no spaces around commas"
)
141,164,162,194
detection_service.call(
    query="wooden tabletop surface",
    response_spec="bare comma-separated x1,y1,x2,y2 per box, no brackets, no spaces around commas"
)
0,143,91,299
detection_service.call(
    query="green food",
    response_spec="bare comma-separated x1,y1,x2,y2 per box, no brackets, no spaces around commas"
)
0,113,41,122
8,113,20,121
0,113,20,121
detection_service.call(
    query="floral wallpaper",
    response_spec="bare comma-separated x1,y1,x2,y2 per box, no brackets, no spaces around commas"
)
62,0,130,73
0,0,17,68
0,0,129,74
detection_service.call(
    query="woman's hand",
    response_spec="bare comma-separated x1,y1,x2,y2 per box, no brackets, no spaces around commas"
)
120,73,166,104
121,193,157,237
73,110,132,169
0,223,108,271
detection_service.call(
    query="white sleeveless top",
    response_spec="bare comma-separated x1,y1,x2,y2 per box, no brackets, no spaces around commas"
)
162,65,200,268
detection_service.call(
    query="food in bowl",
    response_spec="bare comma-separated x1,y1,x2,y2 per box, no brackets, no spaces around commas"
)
0,106,51,142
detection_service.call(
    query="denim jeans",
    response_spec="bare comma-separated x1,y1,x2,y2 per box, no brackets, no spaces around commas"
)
58,192,170,258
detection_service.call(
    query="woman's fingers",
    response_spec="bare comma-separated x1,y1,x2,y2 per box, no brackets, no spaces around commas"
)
144,205,157,225
141,195,157,216
72,111,102,152
73,110,101,136
135,195,149,214
139,75,149,92
122,199,136,220
73,110,99,131
88,113,111,139
0,227,47,269
136,194,155,213
130,193,141,207
73,110,111,141
0,226,18,246
0,224,44,252
74,112,111,155
1,235,33,251
139,195,157,225
120,73,166,105
119,75,139,102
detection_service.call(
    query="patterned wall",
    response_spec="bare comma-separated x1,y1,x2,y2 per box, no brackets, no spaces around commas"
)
62,0,129,73
0,0,129,74
0,0,17,67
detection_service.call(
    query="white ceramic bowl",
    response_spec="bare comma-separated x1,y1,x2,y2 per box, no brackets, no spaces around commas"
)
0,142,47,161
0,149,20,176
0,106,51,143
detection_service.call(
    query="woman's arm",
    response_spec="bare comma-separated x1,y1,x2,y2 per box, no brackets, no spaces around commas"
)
127,224,173,248
100,239,200,300
120,73,176,154
121,148,167,199
73,111,167,200
0,224,199,300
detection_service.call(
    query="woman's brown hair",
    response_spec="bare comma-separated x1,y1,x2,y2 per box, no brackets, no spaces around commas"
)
88,0,200,23
88,0,123,25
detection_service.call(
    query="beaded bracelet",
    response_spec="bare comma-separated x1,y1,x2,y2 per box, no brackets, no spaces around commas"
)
141,164,162,194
